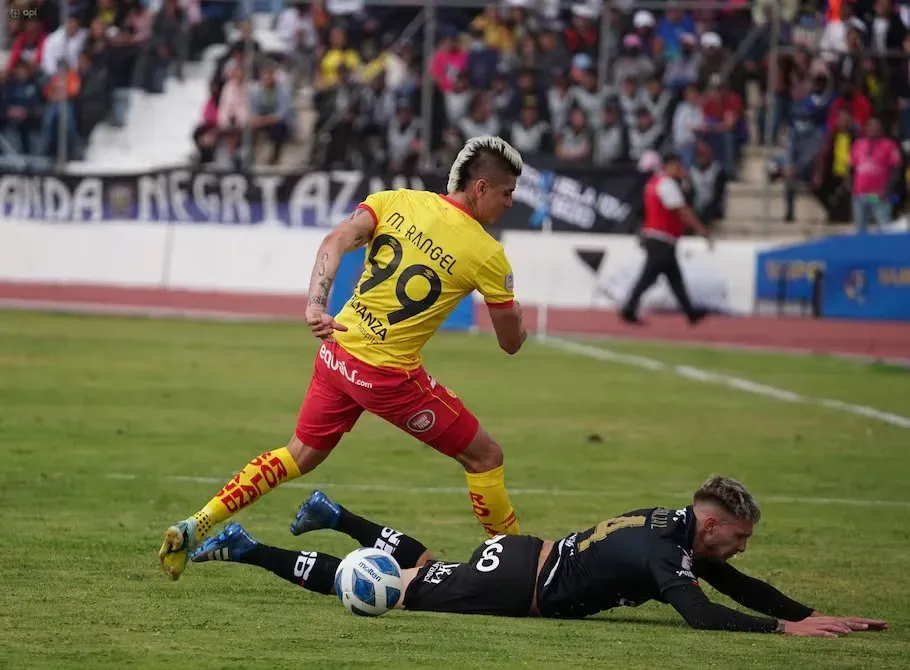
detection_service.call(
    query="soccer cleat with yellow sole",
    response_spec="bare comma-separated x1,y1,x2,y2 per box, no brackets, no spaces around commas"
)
158,518,200,581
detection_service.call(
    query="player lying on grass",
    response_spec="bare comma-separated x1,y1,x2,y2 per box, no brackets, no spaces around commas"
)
159,136,530,581
191,475,887,637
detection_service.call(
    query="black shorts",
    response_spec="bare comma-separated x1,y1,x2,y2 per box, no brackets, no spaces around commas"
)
402,535,544,617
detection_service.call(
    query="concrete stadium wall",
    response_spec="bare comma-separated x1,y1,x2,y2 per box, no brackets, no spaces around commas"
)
0,219,771,313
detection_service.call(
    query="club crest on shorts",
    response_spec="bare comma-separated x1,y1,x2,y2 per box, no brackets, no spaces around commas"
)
407,409,436,433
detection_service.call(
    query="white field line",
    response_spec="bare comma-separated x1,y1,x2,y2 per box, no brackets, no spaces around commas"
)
103,473,910,509
544,338,910,430
0,298,286,322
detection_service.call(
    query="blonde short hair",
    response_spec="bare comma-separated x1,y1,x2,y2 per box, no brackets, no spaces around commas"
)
693,475,761,523
447,135,523,194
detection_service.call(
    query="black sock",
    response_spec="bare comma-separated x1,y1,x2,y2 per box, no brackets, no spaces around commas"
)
238,544,339,595
337,506,428,569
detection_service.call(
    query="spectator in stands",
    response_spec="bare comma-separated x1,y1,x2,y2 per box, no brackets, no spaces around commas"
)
642,73,673,135
569,54,603,122
632,10,659,58
655,1,696,64
849,115,903,232
820,0,858,62
700,75,744,178
490,72,513,117
688,141,727,227
507,101,551,156
457,92,500,141
386,98,422,172
867,0,907,62
664,32,700,93
148,0,189,90
430,31,467,93
40,59,81,160
812,106,857,223
593,101,628,166
108,1,154,91
8,17,46,77
320,62,366,168
354,71,394,163
218,64,250,132
696,32,726,89
513,33,540,74
465,27,499,90
93,0,117,31
250,64,293,165
781,102,827,222
628,106,664,162
509,68,547,121
535,25,569,84
318,26,360,90
41,15,86,79
471,6,514,53
555,105,592,162
192,80,222,165
75,51,110,140
276,1,318,88
443,69,472,126
547,69,573,131
564,4,599,58
673,83,705,167
3,59,43,155
85,18,112,69
828,81,872,130
897,35,910,138
832,19,868,90
617,74,644,128
613,34,655,86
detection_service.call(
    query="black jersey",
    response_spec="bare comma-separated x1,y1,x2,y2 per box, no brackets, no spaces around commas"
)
537,505,699,619
536,505,814,632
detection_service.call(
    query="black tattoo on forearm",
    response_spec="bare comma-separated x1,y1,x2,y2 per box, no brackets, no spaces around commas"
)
310,252,334,306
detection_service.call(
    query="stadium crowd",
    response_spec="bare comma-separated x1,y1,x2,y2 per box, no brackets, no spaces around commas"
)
2,0,231,162
5,0,910,227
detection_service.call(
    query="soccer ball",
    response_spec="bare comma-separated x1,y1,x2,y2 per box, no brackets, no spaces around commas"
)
334,547,403,617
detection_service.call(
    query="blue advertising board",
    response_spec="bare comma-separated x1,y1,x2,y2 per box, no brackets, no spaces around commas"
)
328,248,475,331
755,232,910,321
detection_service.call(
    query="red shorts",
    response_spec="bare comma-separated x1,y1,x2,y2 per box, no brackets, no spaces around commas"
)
295,341,479,457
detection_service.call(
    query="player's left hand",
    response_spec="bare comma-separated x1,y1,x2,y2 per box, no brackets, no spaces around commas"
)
305,305,348,340
833,616,888,631
812,612,888,631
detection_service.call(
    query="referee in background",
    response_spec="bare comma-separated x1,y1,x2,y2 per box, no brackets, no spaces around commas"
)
620,151,713,325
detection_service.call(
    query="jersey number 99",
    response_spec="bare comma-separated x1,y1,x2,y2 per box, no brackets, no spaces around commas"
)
359,234,443,325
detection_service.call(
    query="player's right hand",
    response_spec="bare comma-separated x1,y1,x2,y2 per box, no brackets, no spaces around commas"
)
782,616,856,638
305,306,348,340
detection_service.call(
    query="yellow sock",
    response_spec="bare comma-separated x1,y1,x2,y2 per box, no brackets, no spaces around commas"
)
465,465,521,537
190,448,301,542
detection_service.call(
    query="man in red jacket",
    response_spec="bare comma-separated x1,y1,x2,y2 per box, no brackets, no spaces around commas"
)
620,152,713,325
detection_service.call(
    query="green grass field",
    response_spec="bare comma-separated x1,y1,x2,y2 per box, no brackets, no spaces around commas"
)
2,311,909,669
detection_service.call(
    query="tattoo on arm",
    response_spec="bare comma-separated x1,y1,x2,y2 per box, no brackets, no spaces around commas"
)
311,252,332,306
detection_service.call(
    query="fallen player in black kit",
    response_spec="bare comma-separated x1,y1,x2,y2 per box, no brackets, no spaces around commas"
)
190,475,887,637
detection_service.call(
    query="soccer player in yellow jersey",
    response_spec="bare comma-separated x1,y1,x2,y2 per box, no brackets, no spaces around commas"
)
159,136,529,580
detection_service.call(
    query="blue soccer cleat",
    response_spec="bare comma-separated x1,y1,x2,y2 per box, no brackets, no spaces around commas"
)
290,490,341,536
190,522,259,563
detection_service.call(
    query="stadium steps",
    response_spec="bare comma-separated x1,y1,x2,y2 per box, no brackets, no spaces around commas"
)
719,143,832,239
74,58,213,172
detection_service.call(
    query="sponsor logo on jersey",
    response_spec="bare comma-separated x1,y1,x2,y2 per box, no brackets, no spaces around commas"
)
319,344,374,389
407,409,436,433
676,548,696,580
423,561,459,585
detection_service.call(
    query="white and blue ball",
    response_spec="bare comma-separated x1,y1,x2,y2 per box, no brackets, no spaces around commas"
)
334,548,403,617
